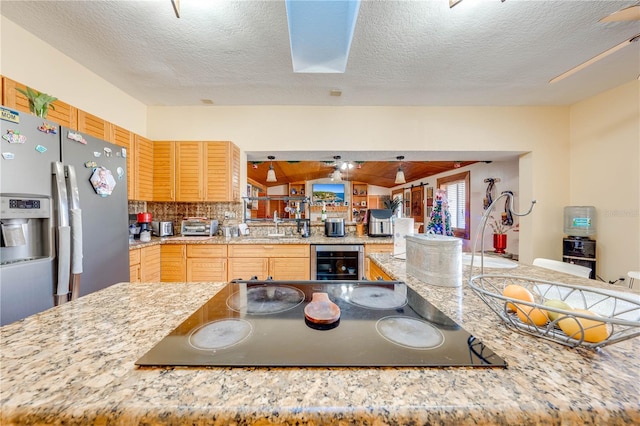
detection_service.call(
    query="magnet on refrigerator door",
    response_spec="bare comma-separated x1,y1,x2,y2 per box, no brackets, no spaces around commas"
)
3,130,26,144
90,167,116,197
67,131,87,144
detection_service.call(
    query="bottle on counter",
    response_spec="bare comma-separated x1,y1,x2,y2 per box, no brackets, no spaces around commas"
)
321,203,327,222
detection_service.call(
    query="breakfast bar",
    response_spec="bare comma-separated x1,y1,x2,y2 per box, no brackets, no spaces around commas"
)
1,256,639,425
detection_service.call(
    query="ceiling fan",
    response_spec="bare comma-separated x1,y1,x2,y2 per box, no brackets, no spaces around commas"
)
550,4,640,83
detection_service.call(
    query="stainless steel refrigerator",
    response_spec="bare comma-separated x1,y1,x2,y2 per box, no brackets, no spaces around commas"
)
1,106,129,326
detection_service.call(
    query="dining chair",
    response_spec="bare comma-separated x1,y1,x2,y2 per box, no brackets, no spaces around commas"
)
532,258,592,279
628,271,640,289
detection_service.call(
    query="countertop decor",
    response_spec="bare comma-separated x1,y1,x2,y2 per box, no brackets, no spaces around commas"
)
1,255,639,425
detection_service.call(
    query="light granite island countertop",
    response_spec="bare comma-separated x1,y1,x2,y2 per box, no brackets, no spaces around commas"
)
1,255,639,425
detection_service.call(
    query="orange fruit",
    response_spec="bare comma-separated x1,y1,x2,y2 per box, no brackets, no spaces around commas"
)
515,304,549,326
502,284,534,312
557,309,611,343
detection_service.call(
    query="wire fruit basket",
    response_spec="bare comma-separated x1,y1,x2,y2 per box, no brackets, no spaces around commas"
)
467,193,640,349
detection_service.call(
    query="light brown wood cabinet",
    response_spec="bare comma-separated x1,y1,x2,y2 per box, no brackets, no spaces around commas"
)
77,109,110,140
110,124,135,199
368,260,392,281
227,244,310,281
2,77,78,128
161,244,186,282
153,141,176,201
130,245,161,282
134,135,154,201
155,141,241,202
364,244,393,280
186,245,228,282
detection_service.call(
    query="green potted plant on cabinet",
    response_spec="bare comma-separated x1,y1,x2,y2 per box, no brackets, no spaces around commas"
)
16,86,57,118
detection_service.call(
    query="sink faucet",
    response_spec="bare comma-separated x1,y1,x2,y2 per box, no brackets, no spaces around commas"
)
273,210,282,234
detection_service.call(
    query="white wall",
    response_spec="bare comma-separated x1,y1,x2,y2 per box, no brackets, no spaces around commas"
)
569,81,640,282
0,17,147,135
395,159,520,255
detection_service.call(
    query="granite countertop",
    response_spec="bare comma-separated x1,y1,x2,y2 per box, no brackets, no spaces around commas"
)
1,256,639,425
129,234,394,249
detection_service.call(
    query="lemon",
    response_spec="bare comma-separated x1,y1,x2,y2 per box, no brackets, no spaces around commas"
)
502,284,534,312
515,304,549,326
557,309,611,343
543,299,573,321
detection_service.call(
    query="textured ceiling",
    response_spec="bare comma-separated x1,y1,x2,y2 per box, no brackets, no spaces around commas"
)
1,0,638,107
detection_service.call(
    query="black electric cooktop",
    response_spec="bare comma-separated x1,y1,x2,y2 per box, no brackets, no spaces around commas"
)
136,280,507,368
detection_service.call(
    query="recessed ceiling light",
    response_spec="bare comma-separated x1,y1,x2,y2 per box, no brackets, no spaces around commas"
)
330,89,342,97
201,99,214,105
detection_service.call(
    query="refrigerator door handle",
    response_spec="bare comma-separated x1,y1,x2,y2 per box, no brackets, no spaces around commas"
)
53,162,71,305
65,165,83,300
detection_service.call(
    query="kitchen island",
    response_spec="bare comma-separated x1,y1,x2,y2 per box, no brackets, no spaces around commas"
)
1,256,639,425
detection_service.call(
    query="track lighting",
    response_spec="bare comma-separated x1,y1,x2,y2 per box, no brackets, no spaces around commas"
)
266,156,277,182
394,156,406,184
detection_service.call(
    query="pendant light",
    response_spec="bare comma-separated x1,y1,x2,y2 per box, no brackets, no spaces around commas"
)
394,155,406,184
266,156,277,182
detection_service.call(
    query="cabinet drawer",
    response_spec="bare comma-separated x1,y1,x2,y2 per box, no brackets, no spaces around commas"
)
129,249,141,265
187,258,227,282
227,258,269,281
162,244,186,257
228,244,309,258
364,244,394,255
187,244,227,258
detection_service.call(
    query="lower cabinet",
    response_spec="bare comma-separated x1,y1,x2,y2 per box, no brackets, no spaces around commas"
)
368,261,393,281
364,243,394,280
186,245,228,282
227,244,310,281
161,244,186,282
130,245,161,283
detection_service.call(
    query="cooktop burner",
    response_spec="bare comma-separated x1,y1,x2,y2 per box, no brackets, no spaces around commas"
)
136,280,506,368
226,285,305,314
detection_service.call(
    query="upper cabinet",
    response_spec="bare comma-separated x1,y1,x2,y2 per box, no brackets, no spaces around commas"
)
77,109,110,140
135,135,154,201
110,125,135,199
155,141,241,202
2,77,77,129
153,141,176,201
205,141,240,202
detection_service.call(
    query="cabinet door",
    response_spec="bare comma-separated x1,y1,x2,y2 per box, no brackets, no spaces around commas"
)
161,244,186,282
77,109,110,140
187,258,227,282
111,125,135,200
135,135,154,201
2,77,77,128
227,258,269,281
140,245,161,282
153,141,176,201
129,249,141,282
175,142,204,201
204,142,241,202
270,258,310,280
364,244,393,280
368,261,392,281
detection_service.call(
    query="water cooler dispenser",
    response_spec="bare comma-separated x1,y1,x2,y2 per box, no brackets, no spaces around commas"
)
562,206,596,279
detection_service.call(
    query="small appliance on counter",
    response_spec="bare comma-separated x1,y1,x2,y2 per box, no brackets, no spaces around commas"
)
181,218,218,236
367,209,393,237
152,221,174,237
134,212,152,240
324,218,345,237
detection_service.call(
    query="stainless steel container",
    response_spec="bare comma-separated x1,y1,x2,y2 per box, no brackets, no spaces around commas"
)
324,218,345,237
152,221,174,237
367,209,393,237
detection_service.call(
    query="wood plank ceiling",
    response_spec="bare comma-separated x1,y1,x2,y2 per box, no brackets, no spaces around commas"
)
247,160,478,188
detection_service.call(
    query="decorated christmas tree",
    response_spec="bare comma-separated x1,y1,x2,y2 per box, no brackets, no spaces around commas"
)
425,189,453,236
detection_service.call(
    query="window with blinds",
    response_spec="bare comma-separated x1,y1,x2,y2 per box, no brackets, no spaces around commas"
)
437,171,471,239
446,180,466,229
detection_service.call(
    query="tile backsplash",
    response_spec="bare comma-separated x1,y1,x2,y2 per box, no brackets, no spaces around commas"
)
128,201,243,228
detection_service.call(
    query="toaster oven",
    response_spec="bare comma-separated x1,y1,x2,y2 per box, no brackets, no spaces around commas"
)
180,218,218,236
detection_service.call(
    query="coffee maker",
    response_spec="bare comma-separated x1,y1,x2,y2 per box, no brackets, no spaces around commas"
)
136,212,152,240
